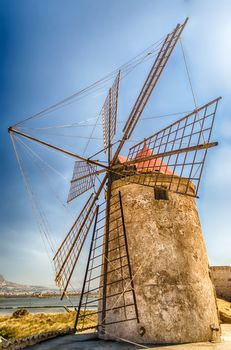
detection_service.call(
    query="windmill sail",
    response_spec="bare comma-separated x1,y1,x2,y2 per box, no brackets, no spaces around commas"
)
120,97,221,197
113,18,188,162
102,72,120,152
54,194,97,297
67,161,97,203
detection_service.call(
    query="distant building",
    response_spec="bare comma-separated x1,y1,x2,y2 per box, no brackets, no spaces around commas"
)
210,266,231,301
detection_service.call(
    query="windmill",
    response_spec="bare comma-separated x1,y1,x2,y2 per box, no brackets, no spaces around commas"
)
9,18,221,344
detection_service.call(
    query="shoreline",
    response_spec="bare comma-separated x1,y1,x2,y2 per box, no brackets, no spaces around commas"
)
0,293,80,300
0,295,98,316
0,293,97,299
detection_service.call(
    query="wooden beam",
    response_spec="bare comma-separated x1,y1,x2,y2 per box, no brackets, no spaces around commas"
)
8,127,109,171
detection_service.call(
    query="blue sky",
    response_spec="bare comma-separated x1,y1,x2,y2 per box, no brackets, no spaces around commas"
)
0,0,231,288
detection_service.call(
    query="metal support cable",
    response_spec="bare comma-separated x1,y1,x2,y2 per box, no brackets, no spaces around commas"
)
180,39,197,108
104,330,150,349
13,38,165,127
21,130,105,141
10,134,56,261
21,110,192,131
16,136,68,209
14,136,57,252
16,136,68,181
180,39,206,143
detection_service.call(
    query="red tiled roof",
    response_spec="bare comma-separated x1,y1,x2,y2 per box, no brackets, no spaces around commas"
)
118,145,173,175
117,155,128,164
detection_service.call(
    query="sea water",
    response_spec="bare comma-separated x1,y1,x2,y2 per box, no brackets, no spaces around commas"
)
0,296,98,315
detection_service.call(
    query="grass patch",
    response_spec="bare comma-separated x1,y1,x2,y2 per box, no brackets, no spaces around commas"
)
0,311,96,340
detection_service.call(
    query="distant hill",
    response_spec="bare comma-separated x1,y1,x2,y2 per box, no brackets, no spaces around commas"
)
0,274,45,289
0,274,58,296
0,274,4,283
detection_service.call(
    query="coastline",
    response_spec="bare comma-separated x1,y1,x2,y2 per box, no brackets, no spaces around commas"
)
0,295,98,316
0,292,97,298
0,294,79,299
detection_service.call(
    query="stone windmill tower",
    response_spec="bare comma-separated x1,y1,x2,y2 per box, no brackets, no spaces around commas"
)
9,18,221,344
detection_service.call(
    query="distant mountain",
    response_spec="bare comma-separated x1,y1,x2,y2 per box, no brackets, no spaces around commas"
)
0,274,58,296
0,274,43,289
0,275,4,283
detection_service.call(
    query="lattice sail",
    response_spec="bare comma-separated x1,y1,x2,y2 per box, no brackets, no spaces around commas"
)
67,161,97,203
122,19,188,141
102,72,120,152
53,194,97,297
121,98,221,197
75,192,139,333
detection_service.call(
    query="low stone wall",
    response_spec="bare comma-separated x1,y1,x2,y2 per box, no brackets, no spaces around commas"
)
0,328,73,350
210,266,231,301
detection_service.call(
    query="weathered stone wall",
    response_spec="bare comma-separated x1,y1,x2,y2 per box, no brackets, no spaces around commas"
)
99,174,220,344
210,266,231,301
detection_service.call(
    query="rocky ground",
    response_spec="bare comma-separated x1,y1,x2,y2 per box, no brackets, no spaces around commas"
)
217,298,231,324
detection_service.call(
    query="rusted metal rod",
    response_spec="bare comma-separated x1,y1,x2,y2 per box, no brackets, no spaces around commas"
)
129,97,222,149
112,18,189,163
54,175,107,267
8,127,109,171
121,141,218,167
74,205,100,331
70,169,106,183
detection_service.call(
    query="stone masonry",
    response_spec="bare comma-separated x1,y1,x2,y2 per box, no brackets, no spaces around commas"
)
210,266,231,301
98,173,220,344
